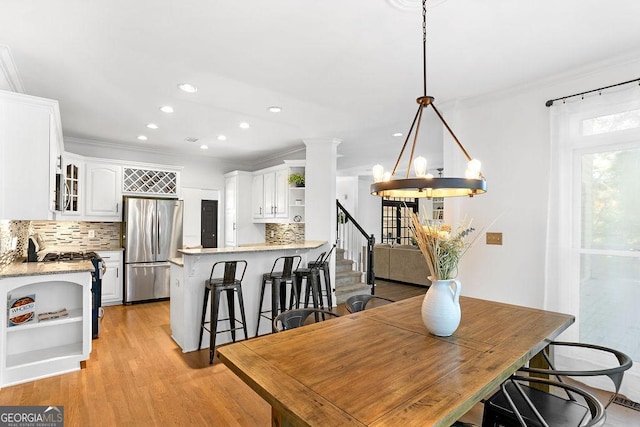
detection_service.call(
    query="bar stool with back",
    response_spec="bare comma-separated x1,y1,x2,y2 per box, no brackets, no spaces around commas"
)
306,244,335,309
255,255,301,336
198,260,248,364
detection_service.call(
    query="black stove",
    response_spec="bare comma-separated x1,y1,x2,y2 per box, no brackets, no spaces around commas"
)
42,251,99,262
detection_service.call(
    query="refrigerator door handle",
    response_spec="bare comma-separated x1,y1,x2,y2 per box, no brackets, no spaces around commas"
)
130,262,170,268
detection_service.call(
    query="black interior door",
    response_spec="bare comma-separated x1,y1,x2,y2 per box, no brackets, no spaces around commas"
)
201,200,218,248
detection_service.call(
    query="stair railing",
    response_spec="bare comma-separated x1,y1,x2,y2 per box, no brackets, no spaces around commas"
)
336,200,375,293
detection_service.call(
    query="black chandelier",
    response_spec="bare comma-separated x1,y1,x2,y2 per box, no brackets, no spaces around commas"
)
370,0,486,199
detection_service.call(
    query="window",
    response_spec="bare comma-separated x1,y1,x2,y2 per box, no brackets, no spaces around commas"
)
380,197,418,244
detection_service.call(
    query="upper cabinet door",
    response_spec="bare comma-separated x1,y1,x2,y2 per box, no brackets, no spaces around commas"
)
262,171,276,218
274,168,289,218
0,92,56,220
251,174,264,219
85,162,122,220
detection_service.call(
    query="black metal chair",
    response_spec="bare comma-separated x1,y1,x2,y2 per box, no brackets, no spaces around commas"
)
272,308,339,332
255,255,301,336
482,341,632,426
293,251,325,310
307,244,336,309
344,294,395,313
483,375,606,427
198,260,248,364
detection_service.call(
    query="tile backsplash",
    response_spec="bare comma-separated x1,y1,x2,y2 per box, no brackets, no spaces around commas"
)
265,223,305,244
30,221,121,251
0,220,121,270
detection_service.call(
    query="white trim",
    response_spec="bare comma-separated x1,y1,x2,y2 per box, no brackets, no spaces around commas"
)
0,45,24,93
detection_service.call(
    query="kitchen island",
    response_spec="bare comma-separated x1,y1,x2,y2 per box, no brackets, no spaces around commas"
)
169,240,327,352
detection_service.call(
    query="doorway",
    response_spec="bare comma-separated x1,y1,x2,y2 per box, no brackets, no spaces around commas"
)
201,200,218,248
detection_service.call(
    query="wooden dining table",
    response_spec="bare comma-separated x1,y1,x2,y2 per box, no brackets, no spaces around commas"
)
217,295,574,426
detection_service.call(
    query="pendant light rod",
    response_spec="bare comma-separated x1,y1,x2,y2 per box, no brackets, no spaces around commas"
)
390,106,421,177
422,0,427,97
430,103,473,162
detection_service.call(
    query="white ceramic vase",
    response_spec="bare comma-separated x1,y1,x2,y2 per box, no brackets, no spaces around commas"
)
421,278,462,336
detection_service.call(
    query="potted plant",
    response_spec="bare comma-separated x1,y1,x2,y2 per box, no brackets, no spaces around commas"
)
288,172,305,187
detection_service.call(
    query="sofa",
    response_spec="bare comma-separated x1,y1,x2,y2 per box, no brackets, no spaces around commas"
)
374,244,431,287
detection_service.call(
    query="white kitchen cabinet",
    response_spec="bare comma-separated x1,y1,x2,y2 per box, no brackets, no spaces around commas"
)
0,271,92,388
252,162,305,223
97,250,123,306
85,162,122,220
252,167,289,222
57,153,83,217
0,90,62,220
224,171,261,247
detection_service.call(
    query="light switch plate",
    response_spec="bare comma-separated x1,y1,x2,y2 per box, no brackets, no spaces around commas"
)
88,230,96,238
10,236,18,250
486,232,503,245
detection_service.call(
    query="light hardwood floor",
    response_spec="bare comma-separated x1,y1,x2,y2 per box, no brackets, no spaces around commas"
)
0,281,636,426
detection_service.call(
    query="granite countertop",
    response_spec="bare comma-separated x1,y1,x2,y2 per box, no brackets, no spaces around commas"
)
178,240,327,256
0,260,95,278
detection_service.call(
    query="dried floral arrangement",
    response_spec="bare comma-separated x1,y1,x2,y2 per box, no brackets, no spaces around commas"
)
409,211,478,280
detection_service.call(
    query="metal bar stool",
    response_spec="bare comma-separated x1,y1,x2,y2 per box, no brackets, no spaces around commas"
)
307,245,335,309
293,251,325,311
198,260,248,364
255,255,301,336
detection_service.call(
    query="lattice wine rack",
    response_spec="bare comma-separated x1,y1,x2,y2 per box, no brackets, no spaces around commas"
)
123,167,178,195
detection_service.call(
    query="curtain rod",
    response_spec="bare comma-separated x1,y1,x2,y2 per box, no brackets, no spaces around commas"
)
545,77,640,107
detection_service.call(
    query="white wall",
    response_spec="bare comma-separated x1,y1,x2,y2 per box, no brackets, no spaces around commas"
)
448,55,640,308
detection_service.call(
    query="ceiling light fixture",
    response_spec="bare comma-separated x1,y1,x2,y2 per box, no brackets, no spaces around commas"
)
217,135,227,141
268,106,282,113
239,122,250,129
147,123,158,129
178,83,198,93
137,135,148,141
371,0,486,199
200,145,208,150
393,132,403,137
160,106,174,113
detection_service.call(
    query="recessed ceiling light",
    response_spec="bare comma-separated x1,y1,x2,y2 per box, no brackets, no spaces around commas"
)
160,106,174,113
147,123,158,129
200,145,208,150
184,137,199,143
178,83,198,93
268,106,282,113
137,135,148,141
217,135,227,141
239,122,250,129
393,132,403,137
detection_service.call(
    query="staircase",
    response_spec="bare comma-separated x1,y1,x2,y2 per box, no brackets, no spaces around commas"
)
334,248,370,304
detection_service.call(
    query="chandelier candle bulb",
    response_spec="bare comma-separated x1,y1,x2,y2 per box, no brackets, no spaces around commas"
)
373,164,385,183
414,156,428,178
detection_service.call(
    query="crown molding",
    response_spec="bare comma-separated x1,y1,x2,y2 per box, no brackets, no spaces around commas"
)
0,45,25,93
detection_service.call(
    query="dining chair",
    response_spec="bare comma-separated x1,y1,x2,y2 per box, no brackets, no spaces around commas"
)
272,308,339,332
344,294,395,313
482,341,632,427
482,374,606,427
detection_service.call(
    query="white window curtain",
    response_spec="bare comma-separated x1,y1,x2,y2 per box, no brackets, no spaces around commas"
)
546,85,640,402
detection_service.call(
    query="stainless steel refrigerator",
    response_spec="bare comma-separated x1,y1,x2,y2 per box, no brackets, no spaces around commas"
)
123,197,183,303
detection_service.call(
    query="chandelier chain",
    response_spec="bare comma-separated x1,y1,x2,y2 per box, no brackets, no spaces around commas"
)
422,0,427,96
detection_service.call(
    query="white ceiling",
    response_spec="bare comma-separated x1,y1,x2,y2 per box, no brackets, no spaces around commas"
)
1,0,640,174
